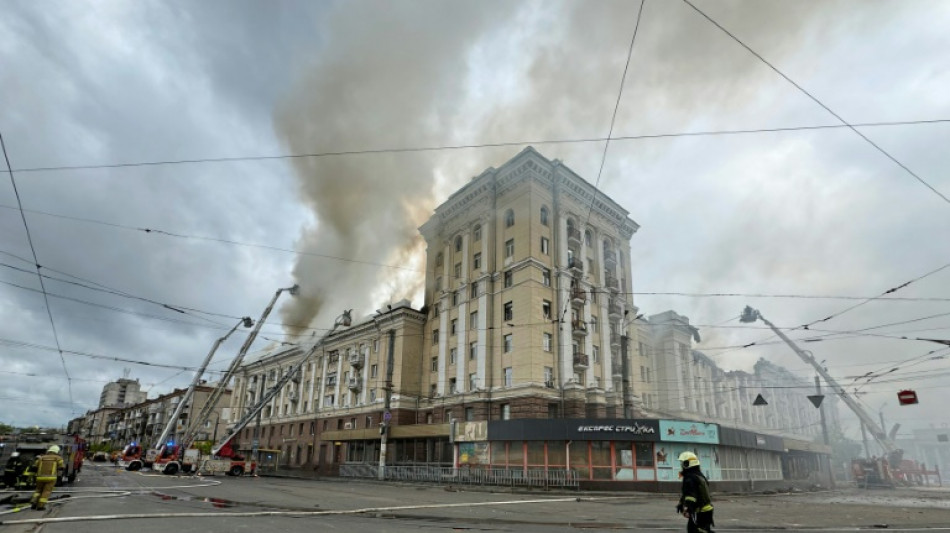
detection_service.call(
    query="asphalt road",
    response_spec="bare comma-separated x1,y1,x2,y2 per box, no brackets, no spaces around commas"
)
3,462,950,532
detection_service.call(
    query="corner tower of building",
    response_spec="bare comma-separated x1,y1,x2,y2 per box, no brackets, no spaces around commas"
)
419,147,640,420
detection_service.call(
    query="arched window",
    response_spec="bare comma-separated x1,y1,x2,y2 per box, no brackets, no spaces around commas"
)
436,252,443,267
540,206,549,226
505,209,515,228
454,236,463,252
603,238,612,253
584,230,592,247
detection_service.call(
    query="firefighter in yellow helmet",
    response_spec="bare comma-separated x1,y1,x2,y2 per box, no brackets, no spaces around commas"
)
30,445,64,511
676,451,714,533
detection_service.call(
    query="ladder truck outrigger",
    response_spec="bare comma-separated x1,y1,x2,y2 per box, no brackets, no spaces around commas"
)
142,284,298,475
740,306,912,487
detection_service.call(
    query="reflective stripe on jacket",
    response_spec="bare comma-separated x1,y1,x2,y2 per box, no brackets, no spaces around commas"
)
34,453,64,480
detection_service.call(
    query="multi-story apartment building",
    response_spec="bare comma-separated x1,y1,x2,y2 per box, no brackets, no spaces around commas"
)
86,385,230,448
227,148,833,488
98,378,147,408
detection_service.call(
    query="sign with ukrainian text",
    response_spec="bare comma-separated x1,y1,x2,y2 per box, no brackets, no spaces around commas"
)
659,420,719,444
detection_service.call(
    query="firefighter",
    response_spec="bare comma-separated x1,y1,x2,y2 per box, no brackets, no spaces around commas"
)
30,445,64,511
676,451,714,533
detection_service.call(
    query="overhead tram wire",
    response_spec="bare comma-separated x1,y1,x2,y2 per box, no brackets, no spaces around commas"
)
0,131,75,414
585,0,645,228
681,0,950,206
0,119,943,175
6,209,948,306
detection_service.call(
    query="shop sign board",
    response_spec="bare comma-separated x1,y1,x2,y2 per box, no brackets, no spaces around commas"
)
659,420,719,444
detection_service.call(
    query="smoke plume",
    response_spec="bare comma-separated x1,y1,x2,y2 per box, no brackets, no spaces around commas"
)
275,0,855,334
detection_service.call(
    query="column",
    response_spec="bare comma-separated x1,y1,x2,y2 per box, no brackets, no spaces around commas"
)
557,216,572,384
456,233,470,392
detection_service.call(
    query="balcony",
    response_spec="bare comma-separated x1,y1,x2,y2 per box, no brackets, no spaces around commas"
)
612,362,624,379
573,353,589,370
605,275,619,293
571,286,587,305
568,256,584,274
567,227,582,246
603,249,617,268
348,377,362,392
571,319,588,338
348,351,364,368
608,299,622,318
610,333,621,348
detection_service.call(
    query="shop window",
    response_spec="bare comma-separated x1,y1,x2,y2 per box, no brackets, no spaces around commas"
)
570,441,590,480
547,441,566,468
491,441,507,467
635,442,654,467
526,441,544,466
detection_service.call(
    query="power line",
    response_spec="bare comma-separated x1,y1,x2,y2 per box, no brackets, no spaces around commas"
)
587,0,645,227
0,131,75,413
0,120,945,175
681,0,950,206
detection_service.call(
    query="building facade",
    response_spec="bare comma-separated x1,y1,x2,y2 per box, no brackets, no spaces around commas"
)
98,378,147,408
225,148,832,488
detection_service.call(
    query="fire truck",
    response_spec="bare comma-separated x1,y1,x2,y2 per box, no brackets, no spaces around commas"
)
2,433,86,488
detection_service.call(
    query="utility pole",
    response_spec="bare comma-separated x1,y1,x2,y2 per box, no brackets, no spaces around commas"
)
815,375,835,488
252,368,266,464
378,328,396,480
620,333,632,418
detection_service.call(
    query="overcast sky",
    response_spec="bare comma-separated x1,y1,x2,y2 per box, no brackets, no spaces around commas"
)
2,0,948,442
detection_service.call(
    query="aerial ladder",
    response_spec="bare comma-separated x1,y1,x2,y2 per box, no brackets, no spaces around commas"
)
740,306,909,485
210,310,352,458
740,306,900,455
147,285,298,475
132,316,252,471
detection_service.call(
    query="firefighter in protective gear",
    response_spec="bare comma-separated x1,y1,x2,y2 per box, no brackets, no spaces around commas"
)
676,451,714,533
30,445,64,510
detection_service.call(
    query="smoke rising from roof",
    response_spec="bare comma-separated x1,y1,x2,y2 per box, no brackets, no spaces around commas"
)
274,0,853,334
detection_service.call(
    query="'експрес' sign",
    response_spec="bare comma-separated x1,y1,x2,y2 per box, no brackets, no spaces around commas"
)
577,424,656,435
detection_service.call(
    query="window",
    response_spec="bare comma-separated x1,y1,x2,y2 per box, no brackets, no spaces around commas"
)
454,262,461,279
433,305,439,318
540,206,549,226
450,347,457,364
469,373,478,391
470,282,478,299
433,329,439,343
590,316,598,333
504,334,513,353
542,300,552,320
504,270,513,288
465,407,475,421
374,339,379,352
469,341,477,360
470,311,478,330
452,291,459,306
505,239,514,259
504,367,513,387
371,364,378,378
505,209,514,227
543,333,552,352
431,357,438,372
504,301,513,321
370,389,377,402
585,230,592,247
326,373,337,386
592,345,600,363
449,378,457,394
436,252,443,267
365,416,373,428
474,225,481,241
324,394,335,406
541,236,549,255
542,269,551,286
501,403,511,420
451,319,457,335
455,236,463,252
548,403,559,418
473,252,481,269
430,383,437,397
544,366,554,385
